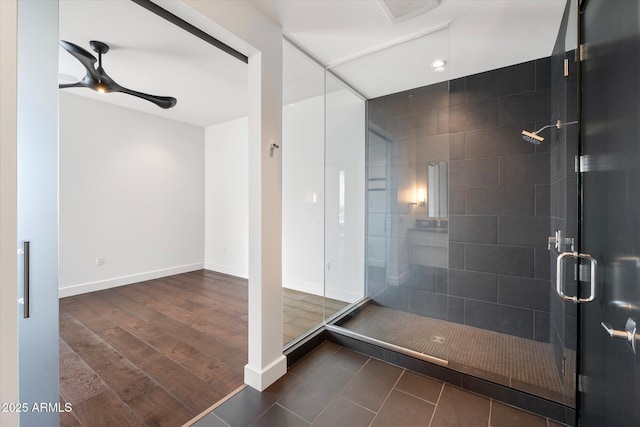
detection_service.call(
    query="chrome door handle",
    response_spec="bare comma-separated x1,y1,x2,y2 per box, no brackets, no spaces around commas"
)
601,318,636,354
556,251,597,303
23,241,31,318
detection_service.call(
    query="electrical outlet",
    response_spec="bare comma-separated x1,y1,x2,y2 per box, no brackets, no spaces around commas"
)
96,257,104,266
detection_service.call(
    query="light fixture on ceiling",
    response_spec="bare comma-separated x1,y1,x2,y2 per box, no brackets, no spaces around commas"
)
377,0,441,24
431,58,446,73
58,40,177,109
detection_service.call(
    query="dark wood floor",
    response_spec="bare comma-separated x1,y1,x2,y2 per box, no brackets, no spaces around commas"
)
59,270,347,427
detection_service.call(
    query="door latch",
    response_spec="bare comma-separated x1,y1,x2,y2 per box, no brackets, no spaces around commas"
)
601,318,637,354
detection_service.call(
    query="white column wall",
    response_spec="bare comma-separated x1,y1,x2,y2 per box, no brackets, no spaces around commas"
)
176,0,286,390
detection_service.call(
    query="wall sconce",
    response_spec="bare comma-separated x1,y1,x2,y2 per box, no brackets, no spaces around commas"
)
418,188,426,207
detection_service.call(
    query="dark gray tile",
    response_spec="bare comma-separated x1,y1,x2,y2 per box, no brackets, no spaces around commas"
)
500,153,550,186
451,157,499,188
309,398,373,427
430,384,489,427
372,286,409,311
499,186,535,216
192,411,229,427
534,248,551,280
330,347,369,373
395,371,443,404
450,99,499,133
263,373,302,403
449,77,466,106
465,61,535,103
278,363,355,422
250,404,308,427
409,82,450,112
415,110,441,138
564,316,577,351
511,378,563,404
450,187,466,214
449,132,466,159
383,350,462,387
465,187,499,215
534,311,550,342
449,242,465,270
327,334,385,361
448,296,465,324
214,387,276,427
369,92,410,119
490,401,547,427
289,341,340,378
450,215,497,244
465,244,534,277
461,376,570,423
498,89,550,127
403,266,436,292
535,184,550,216
449,269,498,302
408,290,448,320
339,358,403,412
498,276,550,311
535,57,551,90
436,268,448,294
437,107,450,134
498,216,549,248
464,125,535,159
415,134,449,163
465,300,534,339
371,390,435,427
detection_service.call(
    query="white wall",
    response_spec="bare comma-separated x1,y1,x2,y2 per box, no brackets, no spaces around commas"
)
325,88,366,303
282,95,325,297
59,92,205,297
205,89,366,304
204,117,249,278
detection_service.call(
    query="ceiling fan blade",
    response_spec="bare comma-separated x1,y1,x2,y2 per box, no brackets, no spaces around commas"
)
59,40,100,80
59,81,87,89
116,86,177,109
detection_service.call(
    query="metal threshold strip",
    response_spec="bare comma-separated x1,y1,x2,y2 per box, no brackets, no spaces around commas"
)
325,324,449,367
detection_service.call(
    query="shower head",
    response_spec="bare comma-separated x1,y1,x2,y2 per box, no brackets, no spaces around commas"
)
521,130,545,144
521,120,578,145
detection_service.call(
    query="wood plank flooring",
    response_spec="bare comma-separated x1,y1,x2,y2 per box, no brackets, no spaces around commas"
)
59,270,348,427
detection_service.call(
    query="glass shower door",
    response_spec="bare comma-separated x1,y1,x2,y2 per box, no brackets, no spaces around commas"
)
577,0,640,425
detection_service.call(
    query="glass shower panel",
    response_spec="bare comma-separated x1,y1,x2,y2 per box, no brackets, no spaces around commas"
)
349,82,452,364
323,72,366,321
281,41,327,345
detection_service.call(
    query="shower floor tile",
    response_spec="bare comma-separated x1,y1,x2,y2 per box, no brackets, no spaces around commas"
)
340,304,575,404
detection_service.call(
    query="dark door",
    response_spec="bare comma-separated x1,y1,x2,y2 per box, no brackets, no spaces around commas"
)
579,0,640,425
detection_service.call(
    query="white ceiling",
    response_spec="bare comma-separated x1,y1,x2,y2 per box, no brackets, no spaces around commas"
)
59,0,566,128
59,0,248,128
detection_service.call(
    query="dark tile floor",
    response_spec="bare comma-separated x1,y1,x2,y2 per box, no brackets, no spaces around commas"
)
188,342,569,427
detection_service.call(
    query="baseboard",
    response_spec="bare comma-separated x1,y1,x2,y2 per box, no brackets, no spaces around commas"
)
283,278,323,296
204,263,248,279
244,355,287,391
58,263,204,298
325,287,362,303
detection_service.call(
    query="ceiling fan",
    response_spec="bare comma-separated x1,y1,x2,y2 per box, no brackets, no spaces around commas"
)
59,40,177,109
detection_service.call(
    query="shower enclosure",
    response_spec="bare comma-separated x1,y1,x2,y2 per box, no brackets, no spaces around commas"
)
284,0,583,422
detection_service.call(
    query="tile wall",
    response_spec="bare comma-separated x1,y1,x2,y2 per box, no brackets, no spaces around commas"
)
367,57,553,342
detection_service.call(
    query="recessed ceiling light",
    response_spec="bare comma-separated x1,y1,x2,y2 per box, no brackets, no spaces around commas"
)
431,59,446,69
433,66,446,73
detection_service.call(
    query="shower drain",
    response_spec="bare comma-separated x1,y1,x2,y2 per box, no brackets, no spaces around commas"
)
431,335,445,344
